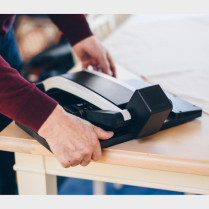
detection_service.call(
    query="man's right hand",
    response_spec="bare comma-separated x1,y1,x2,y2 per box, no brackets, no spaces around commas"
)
38,105,114,168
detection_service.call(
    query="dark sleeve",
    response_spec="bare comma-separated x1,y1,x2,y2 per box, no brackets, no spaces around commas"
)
0,56,58,132
48,14,93,46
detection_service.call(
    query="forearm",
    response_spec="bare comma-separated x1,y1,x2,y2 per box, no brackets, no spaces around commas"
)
48,14,93,46
0,56,58,132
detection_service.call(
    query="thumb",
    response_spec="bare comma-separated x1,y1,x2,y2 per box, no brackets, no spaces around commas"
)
93,125,114,140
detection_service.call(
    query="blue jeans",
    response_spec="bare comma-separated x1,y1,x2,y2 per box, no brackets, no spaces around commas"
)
0,27,22,71
0,27,22,195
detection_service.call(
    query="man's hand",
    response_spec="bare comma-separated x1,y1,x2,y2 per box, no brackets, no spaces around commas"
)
73,36,116,77
38,105,113,168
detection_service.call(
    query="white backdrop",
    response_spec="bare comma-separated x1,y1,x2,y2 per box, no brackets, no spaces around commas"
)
103,14,209,114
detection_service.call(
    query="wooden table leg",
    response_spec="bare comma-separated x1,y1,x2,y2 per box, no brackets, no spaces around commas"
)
13,153,57,195
93,181,106,195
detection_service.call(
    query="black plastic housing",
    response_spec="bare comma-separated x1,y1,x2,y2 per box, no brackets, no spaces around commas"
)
85,110,125,129
14,71,201,152
126,85,173,138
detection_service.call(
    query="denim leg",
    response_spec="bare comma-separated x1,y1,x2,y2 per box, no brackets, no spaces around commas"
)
0,27,22,71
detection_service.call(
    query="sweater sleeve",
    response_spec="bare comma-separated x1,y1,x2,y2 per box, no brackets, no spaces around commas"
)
48,14,93,46
0,56,58,132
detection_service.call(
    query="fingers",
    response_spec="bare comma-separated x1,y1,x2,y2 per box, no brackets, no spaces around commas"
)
70,125,112,165
93,125,114,140
81,50,116,78
92,65,98,71
60,161,71,168
46,106,111,168
57,154,72,168
82,61,90,70
107,52,117,78
59,150,91,168
74,36,115,77
98,55,113,76
78,146,92,166
91,140,102,161
82,60,100,72
91,125,114,161
80,154,92,166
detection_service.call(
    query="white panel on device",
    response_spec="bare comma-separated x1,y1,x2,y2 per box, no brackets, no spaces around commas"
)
42,76,131,121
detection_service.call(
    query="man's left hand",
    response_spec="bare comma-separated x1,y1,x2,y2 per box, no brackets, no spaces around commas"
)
73,36,116,77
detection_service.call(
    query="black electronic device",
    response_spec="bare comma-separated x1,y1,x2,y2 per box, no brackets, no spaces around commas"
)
16,70,202,151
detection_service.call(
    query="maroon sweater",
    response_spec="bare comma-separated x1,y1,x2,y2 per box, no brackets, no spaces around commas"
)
0,14,93,131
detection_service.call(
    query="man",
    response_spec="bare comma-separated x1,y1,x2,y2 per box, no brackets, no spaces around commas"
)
0,14,115,193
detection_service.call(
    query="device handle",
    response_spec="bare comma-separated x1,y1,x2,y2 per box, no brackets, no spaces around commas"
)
85,110,126,128
41,76,131,122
